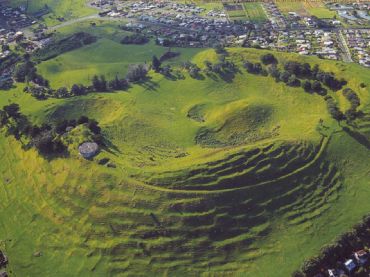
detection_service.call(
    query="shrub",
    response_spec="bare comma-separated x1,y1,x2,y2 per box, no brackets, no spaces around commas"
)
121,34,149,45
126,64,148,82
261,53,277,65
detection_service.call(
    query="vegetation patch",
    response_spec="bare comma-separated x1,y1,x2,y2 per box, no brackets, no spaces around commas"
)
34,32,97,61
187,104,206,123
121,34,149,45
46,98,124,125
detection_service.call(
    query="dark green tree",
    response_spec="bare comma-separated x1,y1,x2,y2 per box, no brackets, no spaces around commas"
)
152,55,161,72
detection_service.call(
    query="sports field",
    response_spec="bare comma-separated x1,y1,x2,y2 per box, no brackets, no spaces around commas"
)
303,1,336,18
244,3,268,23
276,1,309,16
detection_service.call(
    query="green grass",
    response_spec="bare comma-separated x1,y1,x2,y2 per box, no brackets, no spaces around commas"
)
1,45,370,277
10,0,96,26
276,2,309,16
303,2,336,19
38,39,202,88
36,20,202,88
243,3,268,23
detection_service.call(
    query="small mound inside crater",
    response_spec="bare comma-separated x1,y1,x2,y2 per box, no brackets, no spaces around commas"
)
187,104,206,123
195,104,276,147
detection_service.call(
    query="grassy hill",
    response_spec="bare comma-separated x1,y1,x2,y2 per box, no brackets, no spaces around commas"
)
36,21,204,88
0,47,369,277
10,0,96,26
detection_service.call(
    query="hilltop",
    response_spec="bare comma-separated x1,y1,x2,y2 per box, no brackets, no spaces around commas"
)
0,46,369,276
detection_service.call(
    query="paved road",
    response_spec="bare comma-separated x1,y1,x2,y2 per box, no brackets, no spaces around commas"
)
48,14,109,31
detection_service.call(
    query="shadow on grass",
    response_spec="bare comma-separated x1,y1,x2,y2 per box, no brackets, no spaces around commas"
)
343,126,370,150
137,77,159,91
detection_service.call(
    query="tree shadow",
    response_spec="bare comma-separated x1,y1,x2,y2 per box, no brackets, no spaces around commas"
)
137,77,159,91
102,137,122,155
342,126,370,150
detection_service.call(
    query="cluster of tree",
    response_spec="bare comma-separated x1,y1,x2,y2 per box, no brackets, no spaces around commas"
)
284,61,314,78
121,34,149,45
24,84,54,100
260,53,278,65
125,64,148,82
34,32,97,61
283,61,346,91
293,214,370,277
155,38,173,47
159,51,180,62
324,95,345,121
0,75,13,90
152,56,161,72
310,15,332,29
55,115,101,136
315,71,347,91
342,88,361,120
149,53,181,79
244,61,268,76
204,58,237,76
0,103,65,156
0,51,19,73
25,73,131,100
0,104,103,157
91,74,129,91
13,54,49,87
247,58,347,95
25,83,89,99
301,80,327,94
182,61,201,79
277,70,301,87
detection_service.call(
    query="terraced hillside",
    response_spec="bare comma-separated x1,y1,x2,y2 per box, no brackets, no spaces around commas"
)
0,48,369,277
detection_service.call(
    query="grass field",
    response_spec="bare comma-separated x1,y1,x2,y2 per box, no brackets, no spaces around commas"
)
303,1,336,19
244,3,268,23
276,1,309,17
223,2,267,23
9,0,96,26
276,1,335,19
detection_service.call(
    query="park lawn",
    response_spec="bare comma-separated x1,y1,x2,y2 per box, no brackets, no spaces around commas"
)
194,1,225,15
276,1,309,17
307,7,336,18
1,47,370,277
303,2,336,19
243,3,267,23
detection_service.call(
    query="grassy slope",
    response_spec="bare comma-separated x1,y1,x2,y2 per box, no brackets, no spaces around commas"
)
37,21,203,88
37,39,202,88
0,47,370,277
10,0,96,26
